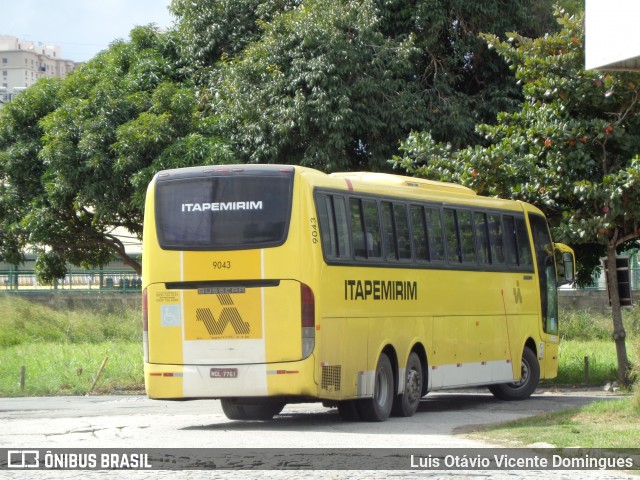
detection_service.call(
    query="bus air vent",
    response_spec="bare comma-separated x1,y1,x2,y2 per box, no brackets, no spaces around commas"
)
321,365,342,391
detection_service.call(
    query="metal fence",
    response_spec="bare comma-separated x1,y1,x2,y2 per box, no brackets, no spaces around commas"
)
582,266,640,291
0,269,141,293
2,265,640,294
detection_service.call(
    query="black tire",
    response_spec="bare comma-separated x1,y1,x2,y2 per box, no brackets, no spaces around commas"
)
337,400,361,421
391,352,423,417
357,353,394,422
220,398,285,420
489,347,540,400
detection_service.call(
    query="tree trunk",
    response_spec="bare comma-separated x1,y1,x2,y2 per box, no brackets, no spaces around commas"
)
605,244,631,386
118,253,142,276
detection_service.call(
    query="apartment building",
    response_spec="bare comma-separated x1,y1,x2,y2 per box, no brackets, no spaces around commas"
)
0,35,77,104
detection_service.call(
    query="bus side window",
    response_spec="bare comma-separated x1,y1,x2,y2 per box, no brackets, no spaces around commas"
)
362,200,382,258
474,211,491,265
457,210,476,264
349,198,366,257
488,213,505,265
504,215,518,266
515,217,533,267
444,208,460,263
317,194,351,258
381,202,396,261
316,195,337,257
394,203,411,260
426,207,445,261
411,205,429,261
333,196,351,258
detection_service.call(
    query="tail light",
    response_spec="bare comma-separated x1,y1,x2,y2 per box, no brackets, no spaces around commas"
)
142,288,149,362
301,283,315,358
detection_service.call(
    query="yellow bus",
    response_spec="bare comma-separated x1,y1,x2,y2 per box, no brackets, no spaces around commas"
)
142,165,574,422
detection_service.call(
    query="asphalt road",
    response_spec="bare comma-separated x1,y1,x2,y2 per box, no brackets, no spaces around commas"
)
0,388,634,479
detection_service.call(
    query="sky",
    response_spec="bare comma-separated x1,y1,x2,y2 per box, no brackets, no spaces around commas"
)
0,0,174,62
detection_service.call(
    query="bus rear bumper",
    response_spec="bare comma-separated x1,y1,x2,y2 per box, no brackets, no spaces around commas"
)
144,356,316,399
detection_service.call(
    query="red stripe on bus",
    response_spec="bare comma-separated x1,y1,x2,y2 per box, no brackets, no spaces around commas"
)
344,178,354,191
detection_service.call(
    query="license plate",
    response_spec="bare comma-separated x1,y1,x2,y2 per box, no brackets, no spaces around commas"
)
210,368,238,379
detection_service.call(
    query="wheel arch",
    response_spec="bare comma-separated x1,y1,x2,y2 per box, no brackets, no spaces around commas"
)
524,337,538,357
410,342,429,396
380,344,399,396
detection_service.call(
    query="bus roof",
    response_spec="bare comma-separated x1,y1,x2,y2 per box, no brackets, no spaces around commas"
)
152,164,542,216
329,172,476,196
298,167,534,214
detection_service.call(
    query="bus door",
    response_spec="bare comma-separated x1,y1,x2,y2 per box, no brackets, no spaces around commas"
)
528,213,561,378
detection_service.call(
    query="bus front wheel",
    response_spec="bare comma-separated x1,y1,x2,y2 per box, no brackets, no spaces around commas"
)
220,398,285,420
489,347,540,401
391,352,423,417
358,353,394,422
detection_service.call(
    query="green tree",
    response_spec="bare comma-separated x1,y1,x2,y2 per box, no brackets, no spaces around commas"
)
393,12,640,385
0,78,63,268
173,0,556,171
375,0,557,148
169,0,301,72
0,26,233,278
212,0,423,171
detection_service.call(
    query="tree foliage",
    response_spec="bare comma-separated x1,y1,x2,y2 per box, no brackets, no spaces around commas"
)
212,0,423,171
172,0,556,170
0,26,233,277
0,78,63,268
392,11,640,384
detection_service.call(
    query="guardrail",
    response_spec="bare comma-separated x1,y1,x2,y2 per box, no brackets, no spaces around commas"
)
0,269,141,293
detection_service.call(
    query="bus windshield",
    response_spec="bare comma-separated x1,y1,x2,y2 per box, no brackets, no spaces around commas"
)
154,170,294,250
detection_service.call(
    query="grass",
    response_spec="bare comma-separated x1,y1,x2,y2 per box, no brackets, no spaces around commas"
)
0,295,143,396
469,397,640,448
472,320,640,450
553,308,639,385
0,295,141,347
553,340,619,385
560,307,640,342
0,341,143,396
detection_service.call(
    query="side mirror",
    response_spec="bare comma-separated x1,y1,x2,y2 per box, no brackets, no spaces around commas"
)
554,243,575,286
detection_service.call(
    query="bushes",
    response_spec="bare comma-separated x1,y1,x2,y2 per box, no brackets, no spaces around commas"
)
0,295,141,346
561,308,640,341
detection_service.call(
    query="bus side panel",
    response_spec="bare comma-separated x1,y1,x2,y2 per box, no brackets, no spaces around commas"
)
427,270,513,388
263,280,305,364
542,341,559,379
432,317,469,387
365,316,427,396
502,274,543,380
505,314,540,379
265,358,317,397
317,317,369,400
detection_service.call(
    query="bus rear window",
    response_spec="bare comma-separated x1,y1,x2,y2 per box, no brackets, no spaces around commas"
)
155,172,294,250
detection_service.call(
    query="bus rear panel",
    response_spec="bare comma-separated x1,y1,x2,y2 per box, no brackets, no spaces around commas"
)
143,166,316,400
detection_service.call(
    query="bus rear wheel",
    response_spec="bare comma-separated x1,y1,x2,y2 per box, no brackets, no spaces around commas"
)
391,352,423,417
357,353,394,422
220,398,285,420
489,347,539,401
